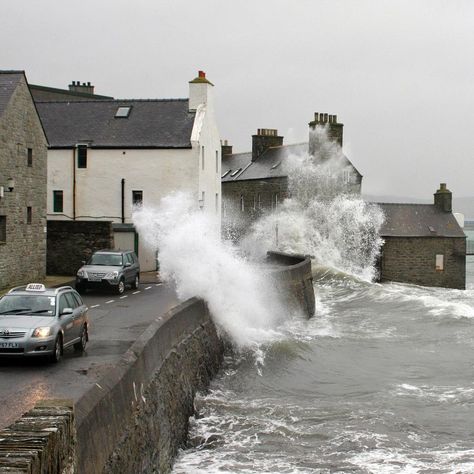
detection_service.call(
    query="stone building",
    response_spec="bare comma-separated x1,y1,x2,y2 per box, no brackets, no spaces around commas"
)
377,184,466,289
36,71,221,272
221,113,362,235
0,71,48,289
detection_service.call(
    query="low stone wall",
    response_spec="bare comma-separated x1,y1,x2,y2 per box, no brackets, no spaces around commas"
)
47,220,114,275
76,298,223,474
266,251,315,318
0,400,75,473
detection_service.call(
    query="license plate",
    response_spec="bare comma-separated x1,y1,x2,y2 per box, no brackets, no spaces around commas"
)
0,342,19,349
88,276,102,282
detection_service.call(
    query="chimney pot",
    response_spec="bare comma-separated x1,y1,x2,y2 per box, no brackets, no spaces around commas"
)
199,70,206,78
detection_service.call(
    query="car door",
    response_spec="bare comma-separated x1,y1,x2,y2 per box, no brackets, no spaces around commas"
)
124,252,135,283
65,292,83,341
71,291,87,336
58,293,75,344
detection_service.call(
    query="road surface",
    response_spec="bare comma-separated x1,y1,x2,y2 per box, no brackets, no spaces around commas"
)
0,281,180,429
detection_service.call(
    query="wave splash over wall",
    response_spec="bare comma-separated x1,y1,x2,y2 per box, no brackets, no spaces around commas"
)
133,193,286,348
241,126,385,281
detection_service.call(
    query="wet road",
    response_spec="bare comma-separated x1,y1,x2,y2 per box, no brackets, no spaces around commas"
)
0,281,180,429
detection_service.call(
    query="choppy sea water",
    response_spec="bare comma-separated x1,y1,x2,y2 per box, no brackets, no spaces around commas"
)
173,257,474,473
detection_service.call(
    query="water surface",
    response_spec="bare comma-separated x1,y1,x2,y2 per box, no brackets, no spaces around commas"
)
173,258,474,473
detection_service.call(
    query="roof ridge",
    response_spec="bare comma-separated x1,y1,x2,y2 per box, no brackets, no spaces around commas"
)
376,202,434,206
35,98,189,104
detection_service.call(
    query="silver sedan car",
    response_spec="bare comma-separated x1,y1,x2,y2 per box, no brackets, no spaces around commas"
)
0,283,89,362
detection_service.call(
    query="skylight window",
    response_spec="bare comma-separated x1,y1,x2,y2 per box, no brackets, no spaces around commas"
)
221,170,231,179
115,106,132,118
271,161,281,170
230,168,242,177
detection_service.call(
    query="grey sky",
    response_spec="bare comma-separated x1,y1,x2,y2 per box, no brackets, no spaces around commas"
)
3,0,473,199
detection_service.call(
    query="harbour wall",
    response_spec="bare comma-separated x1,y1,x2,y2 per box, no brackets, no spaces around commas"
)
0,252,315,473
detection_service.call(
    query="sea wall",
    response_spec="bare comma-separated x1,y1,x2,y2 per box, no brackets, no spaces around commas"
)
76,298,223,474
266,251,315,318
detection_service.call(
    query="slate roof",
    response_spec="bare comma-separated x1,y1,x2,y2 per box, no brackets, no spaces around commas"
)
0,71,24,117
377,203,465,238
222,143,308,182
35,99,196,148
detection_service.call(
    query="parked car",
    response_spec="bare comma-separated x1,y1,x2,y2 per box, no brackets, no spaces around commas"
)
0,283,89,362
76,249,140,295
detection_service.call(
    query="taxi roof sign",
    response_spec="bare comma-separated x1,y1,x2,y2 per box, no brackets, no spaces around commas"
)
25,283,46,292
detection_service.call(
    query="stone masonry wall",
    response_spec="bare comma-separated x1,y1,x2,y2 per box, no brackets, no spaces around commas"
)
0,75,48,289
223,177,288,238
75,298,223,474
381,236,466,289
267,251,315,318
47,220,114,275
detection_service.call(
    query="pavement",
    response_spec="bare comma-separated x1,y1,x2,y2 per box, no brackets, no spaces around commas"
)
0,271,161,296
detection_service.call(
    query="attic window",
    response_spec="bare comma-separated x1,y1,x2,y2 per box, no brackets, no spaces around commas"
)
221,170,231,179
428,226,436,234
230,168,242,177
115,106,131,118
271,161,281,170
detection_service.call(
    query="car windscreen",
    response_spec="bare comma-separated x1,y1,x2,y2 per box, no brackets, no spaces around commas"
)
0,295,56,316
87,253,123,266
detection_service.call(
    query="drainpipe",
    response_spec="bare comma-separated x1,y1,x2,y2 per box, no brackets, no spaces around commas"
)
73,148,76,220
121,178,125,223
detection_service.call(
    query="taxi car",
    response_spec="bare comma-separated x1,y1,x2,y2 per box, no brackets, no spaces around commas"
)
0,283,89,362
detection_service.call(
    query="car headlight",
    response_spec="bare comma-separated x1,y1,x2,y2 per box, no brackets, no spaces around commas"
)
105,271,119,279
32,327,53,338
77,269,87,278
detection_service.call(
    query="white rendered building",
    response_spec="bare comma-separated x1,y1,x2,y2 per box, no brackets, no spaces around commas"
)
37,72,221,271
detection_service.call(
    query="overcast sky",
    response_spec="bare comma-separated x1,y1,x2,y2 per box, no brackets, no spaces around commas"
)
3,0,473,199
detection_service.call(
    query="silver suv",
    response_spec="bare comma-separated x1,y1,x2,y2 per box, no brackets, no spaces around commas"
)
76,250,140,295
0,283,89,362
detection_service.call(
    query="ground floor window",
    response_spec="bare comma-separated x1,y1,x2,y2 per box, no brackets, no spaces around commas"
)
53,190,63,213
0,216,6,242
435,254,444,271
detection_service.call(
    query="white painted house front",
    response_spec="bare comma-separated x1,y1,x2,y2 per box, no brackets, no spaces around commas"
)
37,72,221,271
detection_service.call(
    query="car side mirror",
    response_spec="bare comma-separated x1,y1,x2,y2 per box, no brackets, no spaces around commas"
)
124,262,132,268
61,308,73,316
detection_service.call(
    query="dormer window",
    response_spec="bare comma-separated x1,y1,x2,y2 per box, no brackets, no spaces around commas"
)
115,106,132,118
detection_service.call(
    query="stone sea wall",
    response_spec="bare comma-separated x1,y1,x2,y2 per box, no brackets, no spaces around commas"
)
267,251,315,318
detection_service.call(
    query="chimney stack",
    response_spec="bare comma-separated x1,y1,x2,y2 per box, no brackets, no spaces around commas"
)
434,183,452,213
189,70,214,111
251,128,283,161
309,112,344,148
221,139,233,157
68,81,95,95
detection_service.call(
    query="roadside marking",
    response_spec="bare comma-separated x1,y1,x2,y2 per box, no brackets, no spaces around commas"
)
120,295,128,299
133,291,140,295
156,283,162,286
105,300,114,304
91,304,100,308
145,286,152,290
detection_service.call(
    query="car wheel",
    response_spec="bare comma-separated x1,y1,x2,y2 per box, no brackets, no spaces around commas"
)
49,335,62,363
74,325,88,352
116,278,125,295
131,273,139,289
